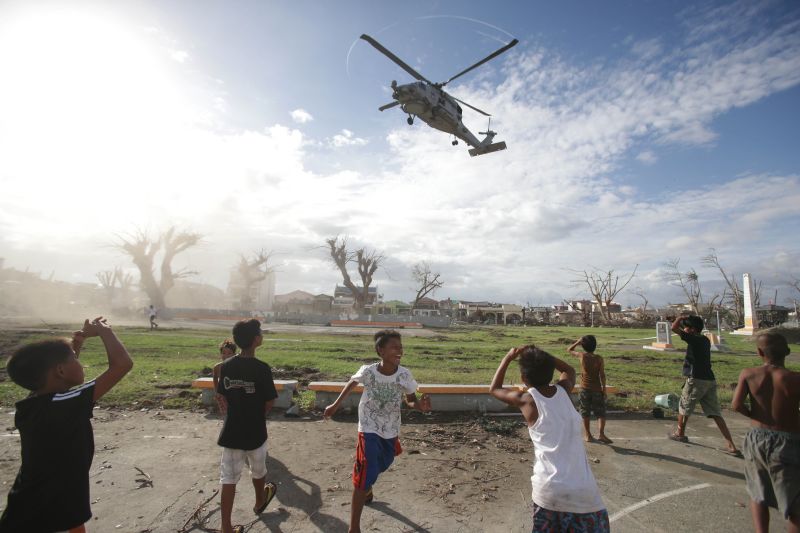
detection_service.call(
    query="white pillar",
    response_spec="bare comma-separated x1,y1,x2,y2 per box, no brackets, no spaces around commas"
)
733,272,759,336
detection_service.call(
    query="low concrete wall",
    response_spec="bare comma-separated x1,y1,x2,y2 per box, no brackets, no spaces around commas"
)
193,378,298,409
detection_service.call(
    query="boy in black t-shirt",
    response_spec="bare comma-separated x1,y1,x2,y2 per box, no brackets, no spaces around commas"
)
668,314,740,456
0,317,133,532
216,319,278,533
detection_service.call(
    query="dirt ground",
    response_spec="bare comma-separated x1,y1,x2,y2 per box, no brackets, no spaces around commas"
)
0,405,785,533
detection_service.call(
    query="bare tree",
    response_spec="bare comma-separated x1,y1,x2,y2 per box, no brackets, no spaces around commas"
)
663,258,722,323
96,270,117,306
116,227,201,309
326,236,383,313
411,262,444,310
570,265,638,323
632,287,649,317
701,249,745,326
233,250,273,311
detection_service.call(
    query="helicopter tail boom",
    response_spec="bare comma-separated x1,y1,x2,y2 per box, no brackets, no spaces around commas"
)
468,141,507,157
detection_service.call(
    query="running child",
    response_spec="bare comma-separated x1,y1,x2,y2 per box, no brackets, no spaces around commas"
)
731,332,800,532
490,345,609,532
0,317,134,532
216,319,278,533
567,335,612,443
323,329,431,533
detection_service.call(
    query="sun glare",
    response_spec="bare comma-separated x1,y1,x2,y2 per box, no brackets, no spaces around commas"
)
0,6,192,228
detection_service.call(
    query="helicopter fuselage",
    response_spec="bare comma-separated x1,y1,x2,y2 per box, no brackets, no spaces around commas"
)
392,82,482,147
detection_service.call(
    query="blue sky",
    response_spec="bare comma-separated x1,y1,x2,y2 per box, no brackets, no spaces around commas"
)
0,0,798,308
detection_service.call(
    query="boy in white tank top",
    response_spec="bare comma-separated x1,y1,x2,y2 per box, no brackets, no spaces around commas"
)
490,345,609,532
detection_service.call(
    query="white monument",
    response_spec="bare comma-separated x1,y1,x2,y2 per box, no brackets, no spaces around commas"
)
644,321,678,351
733,272,759,336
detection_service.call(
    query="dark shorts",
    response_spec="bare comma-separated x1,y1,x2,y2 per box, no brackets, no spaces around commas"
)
579,390,606,418
743,427,800,518
532,503,610,532
352,432,402,491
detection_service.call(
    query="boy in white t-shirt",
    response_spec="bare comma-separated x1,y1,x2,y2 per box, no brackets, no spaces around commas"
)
324,329,431,533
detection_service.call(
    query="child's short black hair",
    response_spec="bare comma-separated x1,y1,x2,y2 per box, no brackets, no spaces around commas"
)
518,345,556,387
374,329,401,354
232,319,262,349
219,339,237,354
758,332,790,362
685,315,704,331
6,339,73,391
580,335,597,353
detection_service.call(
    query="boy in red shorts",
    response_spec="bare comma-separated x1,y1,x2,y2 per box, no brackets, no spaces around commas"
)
324,329,431,533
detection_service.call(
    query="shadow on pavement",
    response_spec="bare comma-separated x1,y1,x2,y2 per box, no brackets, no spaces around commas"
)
609,444,745,481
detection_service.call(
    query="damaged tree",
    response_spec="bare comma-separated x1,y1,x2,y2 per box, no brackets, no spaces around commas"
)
411,262,444,310
663,258,722,323
326,236,383,314
116,227,201,310
233,250,273,311
570,265,638,323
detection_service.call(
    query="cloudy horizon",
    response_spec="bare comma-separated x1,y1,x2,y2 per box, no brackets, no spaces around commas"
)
1,0,798,309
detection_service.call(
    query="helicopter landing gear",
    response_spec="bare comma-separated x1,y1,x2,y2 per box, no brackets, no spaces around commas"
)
407,115,414,125
452,139,458,146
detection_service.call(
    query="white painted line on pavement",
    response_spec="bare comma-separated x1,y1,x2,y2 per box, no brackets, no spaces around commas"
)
609,482,712,523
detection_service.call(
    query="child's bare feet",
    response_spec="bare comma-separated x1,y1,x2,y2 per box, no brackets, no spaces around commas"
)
597,434,613,444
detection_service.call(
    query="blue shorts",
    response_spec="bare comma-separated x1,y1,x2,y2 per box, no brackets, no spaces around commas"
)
352,432,402,490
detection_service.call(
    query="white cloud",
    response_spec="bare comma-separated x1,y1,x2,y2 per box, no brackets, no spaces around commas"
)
290,108,313,123
170,49,188,63
636,150,657,165
329,129,368,147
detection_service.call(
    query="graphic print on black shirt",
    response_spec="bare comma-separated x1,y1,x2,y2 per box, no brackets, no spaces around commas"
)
0,381,96,531
216,356,278,450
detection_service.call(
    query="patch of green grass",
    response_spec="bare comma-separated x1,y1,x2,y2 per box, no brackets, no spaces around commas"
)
0,324,795,412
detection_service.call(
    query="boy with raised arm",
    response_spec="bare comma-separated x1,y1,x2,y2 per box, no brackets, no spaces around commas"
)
490,345,609,532
732,332,800,532
0,317,133,532
669,314,740,455
567,335,612,443
323,329,431,533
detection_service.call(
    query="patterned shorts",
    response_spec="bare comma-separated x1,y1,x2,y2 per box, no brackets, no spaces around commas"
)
579,390,606,418
532,503,610,532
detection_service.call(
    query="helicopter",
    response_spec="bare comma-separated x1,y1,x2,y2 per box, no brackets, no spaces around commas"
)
360,33,518,157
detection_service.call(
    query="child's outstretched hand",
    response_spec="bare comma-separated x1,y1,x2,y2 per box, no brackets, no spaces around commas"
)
505,346,522,360
80,317,111,338
323,404,338,419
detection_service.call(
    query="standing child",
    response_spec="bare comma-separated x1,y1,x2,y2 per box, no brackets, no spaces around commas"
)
216,319,278,533
669,314,740,456
148,305,158,330
567,335,612,443
213,338,237,414
323,329,431,533
0,317,133,532
490,345,609,532
731,332,800,532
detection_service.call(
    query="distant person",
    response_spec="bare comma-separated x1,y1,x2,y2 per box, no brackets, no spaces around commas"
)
490,345,609,532
148,304,158,330
0,317,133,532
213,338,237,414
216,319,278,533
323,329,431,533
731,332,800,532
669,314,740,455
567,335,612,443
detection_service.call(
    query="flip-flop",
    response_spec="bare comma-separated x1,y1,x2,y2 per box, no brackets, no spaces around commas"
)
667,433,689,443
723,449,744,458
254,482,277,514
233,526,245,533
365,488,374,505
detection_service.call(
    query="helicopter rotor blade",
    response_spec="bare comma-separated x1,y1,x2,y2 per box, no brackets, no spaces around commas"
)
360,34,432,84
378,101,400,112
452,96,491,117
442,38,519,86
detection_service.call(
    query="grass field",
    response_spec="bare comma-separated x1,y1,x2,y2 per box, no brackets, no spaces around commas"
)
1,323,796,411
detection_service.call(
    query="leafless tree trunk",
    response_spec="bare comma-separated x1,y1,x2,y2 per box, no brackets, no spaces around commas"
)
234,250,273,311
116,227,201,309
701,249,745,326
411,262,443,310
96,270,117,306
663,258,723,324
633,287,649,317
570,265,638,323
326,236,383,313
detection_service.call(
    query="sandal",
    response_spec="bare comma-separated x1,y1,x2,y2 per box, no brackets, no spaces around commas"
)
722,449,743,458
667,433,689,443
365,487,374,505
254,482,277,514
233,526,244,533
